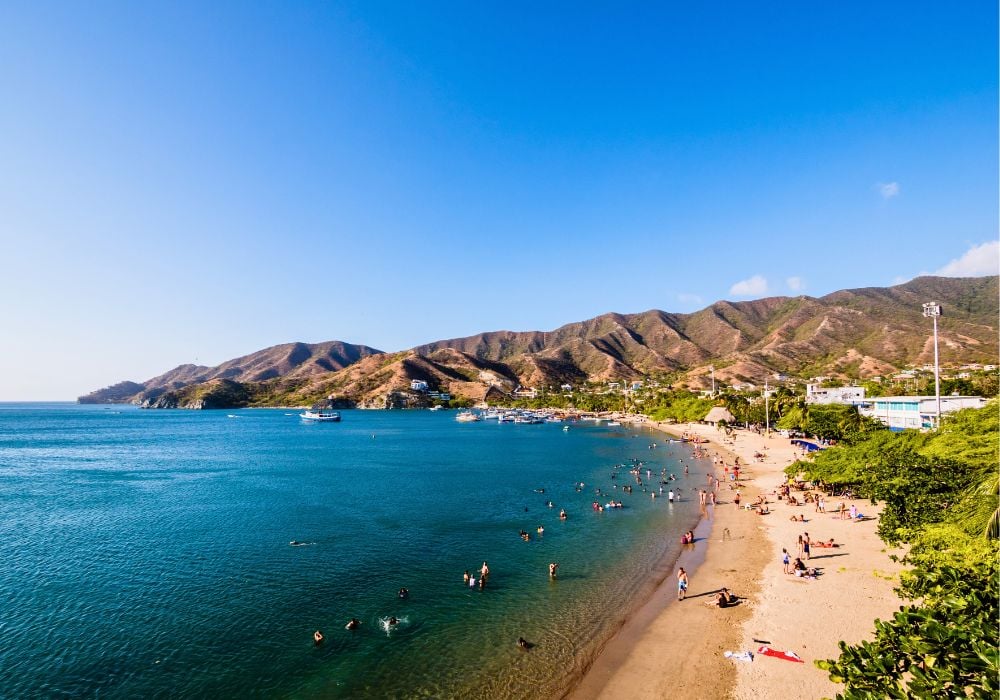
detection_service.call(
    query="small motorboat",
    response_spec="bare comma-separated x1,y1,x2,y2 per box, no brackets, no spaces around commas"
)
300,410,341,422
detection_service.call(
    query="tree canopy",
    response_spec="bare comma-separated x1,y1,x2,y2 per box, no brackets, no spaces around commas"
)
810,401,999,697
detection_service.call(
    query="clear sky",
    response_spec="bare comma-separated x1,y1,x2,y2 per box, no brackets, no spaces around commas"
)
1,2,997,399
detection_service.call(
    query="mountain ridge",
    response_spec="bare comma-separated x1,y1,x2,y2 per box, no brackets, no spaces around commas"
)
79,276,999,407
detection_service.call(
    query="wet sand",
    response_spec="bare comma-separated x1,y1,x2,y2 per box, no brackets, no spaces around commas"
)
570,421,905,700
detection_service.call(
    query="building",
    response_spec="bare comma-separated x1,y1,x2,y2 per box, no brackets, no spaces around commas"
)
559,384,573,393
859,395,987,431
513,387,538,399
630,381,644,391
806,384,866,405
410,380,429,392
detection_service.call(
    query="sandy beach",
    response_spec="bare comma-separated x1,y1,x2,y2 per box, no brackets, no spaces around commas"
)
571,420,905,700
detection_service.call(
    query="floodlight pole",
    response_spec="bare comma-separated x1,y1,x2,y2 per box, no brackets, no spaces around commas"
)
764,379,770,437
922,302,942,429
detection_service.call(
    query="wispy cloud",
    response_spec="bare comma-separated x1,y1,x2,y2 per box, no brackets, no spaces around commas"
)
677,292,704,306
876,181,900,199
729,275,769,297
786,276,804,292
934,240,1000,277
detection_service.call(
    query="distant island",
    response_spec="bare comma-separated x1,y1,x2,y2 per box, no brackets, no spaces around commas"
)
79,275,999,410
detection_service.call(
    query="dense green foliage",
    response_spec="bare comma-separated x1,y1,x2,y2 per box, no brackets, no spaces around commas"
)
805,401,999,698
646,394,714,422
776,403,886,444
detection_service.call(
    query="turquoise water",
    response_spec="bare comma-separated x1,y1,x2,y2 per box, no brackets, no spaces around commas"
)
0,404,709,698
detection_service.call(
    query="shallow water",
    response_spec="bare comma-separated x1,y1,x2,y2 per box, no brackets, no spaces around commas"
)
0,404,709,698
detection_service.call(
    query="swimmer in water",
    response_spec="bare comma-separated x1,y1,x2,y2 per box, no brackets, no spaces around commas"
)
463,570,470,584
537,525,544,534
517,637,530,649
398,587,409,599
388,616,398,626
549,562,559,578
313,630,324,644
559,509,567,519
345,618,360,630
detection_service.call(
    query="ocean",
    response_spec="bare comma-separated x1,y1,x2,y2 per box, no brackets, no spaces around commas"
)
0,404,709,698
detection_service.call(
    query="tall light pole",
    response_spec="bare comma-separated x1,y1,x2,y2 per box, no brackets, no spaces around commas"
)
922,302,942,429
710,365,715,396
764,378,770,437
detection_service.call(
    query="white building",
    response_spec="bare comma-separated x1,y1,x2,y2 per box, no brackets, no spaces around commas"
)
806,384,866,405
859,395,987,431
559,383,573,393
410,380,429,392
514,387,538,399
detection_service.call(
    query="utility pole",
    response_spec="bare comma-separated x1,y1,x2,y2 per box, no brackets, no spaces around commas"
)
764,378,770,437
710,365,715,396
922,302,942,428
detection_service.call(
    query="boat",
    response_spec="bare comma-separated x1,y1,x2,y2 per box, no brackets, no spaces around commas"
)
563,425,570,432
429,405,444,411
456,410,481,423
300,410,341,422
607,421,621,426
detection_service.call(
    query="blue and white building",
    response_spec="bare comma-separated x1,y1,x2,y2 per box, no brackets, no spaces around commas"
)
858,395,987,430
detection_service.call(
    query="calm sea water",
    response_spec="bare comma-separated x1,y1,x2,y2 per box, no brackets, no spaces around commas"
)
0,404,710,698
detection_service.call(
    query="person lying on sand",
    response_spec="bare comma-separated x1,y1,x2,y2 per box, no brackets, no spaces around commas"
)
813,539,840,548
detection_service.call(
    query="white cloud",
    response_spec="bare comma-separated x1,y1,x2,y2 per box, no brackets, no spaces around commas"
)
786,276,804,292
677,292,703,305
876,181,900,199
934,240,1000,277
729,275,769,297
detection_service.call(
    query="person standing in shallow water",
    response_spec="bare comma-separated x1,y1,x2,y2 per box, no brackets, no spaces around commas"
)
549,562,559,578
677,567,689,600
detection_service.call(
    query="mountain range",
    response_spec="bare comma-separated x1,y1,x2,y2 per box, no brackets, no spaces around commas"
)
79,276,999,408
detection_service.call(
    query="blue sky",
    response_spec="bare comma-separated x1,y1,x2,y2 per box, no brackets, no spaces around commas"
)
1,2,997,399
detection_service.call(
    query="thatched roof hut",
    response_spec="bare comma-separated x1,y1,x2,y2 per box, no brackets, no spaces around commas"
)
703,406,736,424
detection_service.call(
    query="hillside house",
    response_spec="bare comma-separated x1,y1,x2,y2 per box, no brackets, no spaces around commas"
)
806,384,866,405
410,380,429,392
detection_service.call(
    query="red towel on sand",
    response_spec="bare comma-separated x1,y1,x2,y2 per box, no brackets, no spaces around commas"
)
757,646,804,663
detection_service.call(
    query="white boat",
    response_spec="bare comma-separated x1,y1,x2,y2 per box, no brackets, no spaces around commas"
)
300,410,341,422
607,421,621,426
456,410,480,423
429,405,444,411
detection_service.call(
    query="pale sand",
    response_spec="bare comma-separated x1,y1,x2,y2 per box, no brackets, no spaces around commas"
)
570,421,905,700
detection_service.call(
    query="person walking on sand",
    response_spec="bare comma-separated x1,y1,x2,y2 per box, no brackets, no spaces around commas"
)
677,567,689,600
733,491,741,508
797,534,804,558
803,532,811,560
782,548,791,574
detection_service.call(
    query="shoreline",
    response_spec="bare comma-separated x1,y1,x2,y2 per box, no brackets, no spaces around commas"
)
569,421,907,700
568,421,770,699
